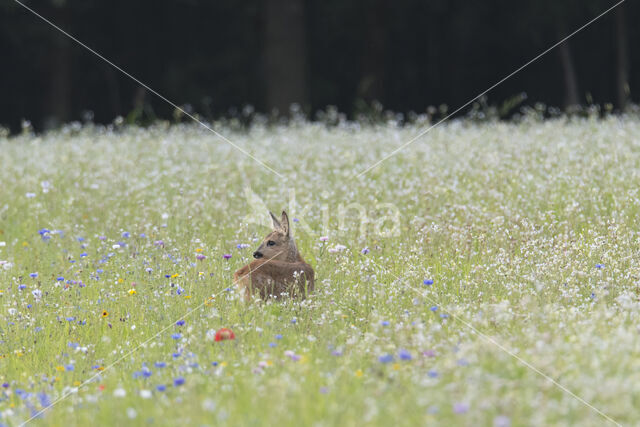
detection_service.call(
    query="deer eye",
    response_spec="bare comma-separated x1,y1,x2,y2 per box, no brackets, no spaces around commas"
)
267,240,276,246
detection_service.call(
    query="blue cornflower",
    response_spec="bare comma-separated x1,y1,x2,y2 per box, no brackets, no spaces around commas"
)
171,333,182,340
173,377,185,387
57,277,64,281
269,342,277,348
291,318,297,324
398,349,412,361
430,306,438,312
18,284,26,290
80,252,88,257
65,364,74,371
140,233,146,238
38,228,50,236
361,247,370,255
122,232,130,238
30,273,38,278
176,320,185,326
440,313,450,319
423,279,434,285
381,320,390,326
65,317,75,322
595,264,604,269
428,370,438,378
378,354,394,363
211,361,218,366
156,384,166,392
275,334,283,340
154,361,166,368
77,237,85,242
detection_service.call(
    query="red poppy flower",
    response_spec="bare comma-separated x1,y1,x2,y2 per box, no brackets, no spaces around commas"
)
214,328,235,342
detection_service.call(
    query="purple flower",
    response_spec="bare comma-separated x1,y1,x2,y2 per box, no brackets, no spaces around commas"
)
423,279,434,286
427,369,438,378
122,232,130,238
319,387,328,394
361,247,370,255
222,254,232,259
154,240,164,247
453,402,470,414
293,218,300,223
378,354,393,363
173,377,185,387
196,254,206,261
319,236,329,242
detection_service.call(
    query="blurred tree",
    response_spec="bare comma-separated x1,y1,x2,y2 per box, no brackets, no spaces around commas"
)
614,2,630,110
46,0,72,128
264,0,309,113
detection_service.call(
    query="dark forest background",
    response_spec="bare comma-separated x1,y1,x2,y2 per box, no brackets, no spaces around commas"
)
0,0,637,132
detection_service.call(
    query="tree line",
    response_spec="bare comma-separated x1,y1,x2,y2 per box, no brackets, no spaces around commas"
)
0,0,635,132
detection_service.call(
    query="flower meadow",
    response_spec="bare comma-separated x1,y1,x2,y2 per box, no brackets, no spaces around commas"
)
1,115,640,426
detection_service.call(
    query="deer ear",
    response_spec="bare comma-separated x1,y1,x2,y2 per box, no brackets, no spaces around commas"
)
280,211,290,236
269,211,282,231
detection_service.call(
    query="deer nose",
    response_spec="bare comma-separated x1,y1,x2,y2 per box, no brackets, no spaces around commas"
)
253,251,263,259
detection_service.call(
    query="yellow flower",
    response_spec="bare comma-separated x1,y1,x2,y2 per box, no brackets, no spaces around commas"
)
101,310,109,317
392,363,401,371
55,366,65,372
22,241,29,247
171,273,180,278
220,361,228,367
118,278,124,283
195,248,203,253
355,369,363,378
184,295,191,299
73,381,81,386
198,272,205,277
128,289,136,295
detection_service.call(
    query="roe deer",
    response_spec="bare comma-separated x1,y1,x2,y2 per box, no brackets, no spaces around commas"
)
234,210,315,300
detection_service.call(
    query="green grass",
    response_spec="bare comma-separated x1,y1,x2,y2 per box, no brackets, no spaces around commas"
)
1,116,640,426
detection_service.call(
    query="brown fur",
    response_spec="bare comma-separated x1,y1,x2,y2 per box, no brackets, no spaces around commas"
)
234,211,315,300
